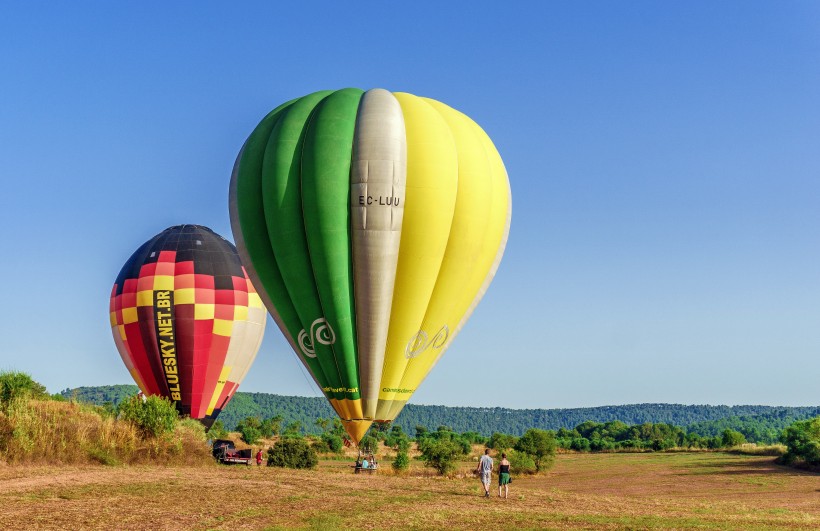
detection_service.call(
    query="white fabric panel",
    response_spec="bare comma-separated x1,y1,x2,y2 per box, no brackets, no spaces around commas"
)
350,89,407,419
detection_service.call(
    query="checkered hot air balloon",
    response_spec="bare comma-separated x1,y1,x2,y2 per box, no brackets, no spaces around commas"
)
229,89,511,444
109,224,266,428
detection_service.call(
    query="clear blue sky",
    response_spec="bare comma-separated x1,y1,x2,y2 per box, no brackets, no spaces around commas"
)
1,2,818,408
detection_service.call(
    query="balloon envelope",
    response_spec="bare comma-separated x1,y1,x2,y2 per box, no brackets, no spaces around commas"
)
109,224,266,427
230,89,511,442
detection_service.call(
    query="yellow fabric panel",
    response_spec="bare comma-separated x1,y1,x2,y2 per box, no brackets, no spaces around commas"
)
377,92,458,404
341,419,373,445
388,99,496,404
212,319,233,337
425,116,511,377
233,305,249,321
248,292,264,308
129,367,147,395
118,324,127,340
152,275,174,291
174,288,195,305
194,304,215,320
109,311,117,327
332,399,364,421
136,290,153,307
206,366,232,416
121,307,138,325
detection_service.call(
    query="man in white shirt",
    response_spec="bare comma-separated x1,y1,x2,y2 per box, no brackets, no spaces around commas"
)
476,448,493,498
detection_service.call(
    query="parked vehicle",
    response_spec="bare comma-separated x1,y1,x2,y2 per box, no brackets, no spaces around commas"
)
212,439,252,465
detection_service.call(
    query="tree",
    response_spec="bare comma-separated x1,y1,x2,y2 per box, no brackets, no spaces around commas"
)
721,429,747,448
267,438,318,469
359,434,378,454
283,421,303,438
236,416,263,445
419,438,463,475
207,420,228,440
514,429,556,472
781,417,820,466
261,415,283,437
487,432,518,450
508,449,537,474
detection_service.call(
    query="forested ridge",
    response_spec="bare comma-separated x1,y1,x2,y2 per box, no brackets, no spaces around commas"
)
61,386,820,444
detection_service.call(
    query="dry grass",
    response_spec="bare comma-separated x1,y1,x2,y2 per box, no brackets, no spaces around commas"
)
0,399,213,466
0,452,817,530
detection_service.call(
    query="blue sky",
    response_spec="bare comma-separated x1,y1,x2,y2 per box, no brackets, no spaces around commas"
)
1,2,818,408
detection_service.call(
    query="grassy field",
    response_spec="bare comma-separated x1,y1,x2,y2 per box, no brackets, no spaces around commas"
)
1,452,817,530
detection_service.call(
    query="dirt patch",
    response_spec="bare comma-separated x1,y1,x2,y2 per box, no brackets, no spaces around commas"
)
1,452,817,530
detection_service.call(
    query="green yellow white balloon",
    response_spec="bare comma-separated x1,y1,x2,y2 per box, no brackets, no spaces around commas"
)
229,88,511,443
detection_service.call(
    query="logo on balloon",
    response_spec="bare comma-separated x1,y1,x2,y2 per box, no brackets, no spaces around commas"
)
405,325,449,359
298,317,336,358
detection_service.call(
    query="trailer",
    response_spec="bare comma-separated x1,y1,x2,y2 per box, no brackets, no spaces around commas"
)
212,439,253,465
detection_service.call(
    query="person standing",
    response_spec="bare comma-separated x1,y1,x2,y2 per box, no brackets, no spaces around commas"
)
476,449,493,498
256,449,264,466
498,453,511,499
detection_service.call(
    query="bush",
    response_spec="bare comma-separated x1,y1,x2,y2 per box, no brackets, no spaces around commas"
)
0,371,48,409
392,450,410,472
267,437,318,469
321,433,343,453
117,395,178,438
781,417,820,466
419,438,463,475
508,449,537,475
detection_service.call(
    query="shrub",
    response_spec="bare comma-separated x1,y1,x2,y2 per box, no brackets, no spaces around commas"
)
781,417,820,466
321,433,343,453
117,395,178,438
0,371,48,409
392,450,410,472
267,437,318,469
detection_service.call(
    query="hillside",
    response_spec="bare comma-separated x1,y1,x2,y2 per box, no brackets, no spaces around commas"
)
61,386,820,442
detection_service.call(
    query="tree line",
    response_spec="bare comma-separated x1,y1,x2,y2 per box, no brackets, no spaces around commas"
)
63,386,820,444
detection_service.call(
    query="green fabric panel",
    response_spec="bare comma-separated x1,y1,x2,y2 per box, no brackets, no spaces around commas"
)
260,91,348,402
301,88,364,401
233,98,335,395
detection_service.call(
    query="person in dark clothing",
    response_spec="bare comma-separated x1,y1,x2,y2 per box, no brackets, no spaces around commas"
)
498,452,511,498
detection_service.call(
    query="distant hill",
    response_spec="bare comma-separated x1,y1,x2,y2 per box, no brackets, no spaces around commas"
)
61,386,820,443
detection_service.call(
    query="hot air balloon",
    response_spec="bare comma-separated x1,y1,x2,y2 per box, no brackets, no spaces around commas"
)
229,88,511,443
109,225,266,427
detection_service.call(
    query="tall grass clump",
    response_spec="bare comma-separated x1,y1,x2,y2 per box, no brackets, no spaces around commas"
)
0,371,212,466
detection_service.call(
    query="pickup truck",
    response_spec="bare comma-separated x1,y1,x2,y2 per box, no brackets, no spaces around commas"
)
212,439,253,465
